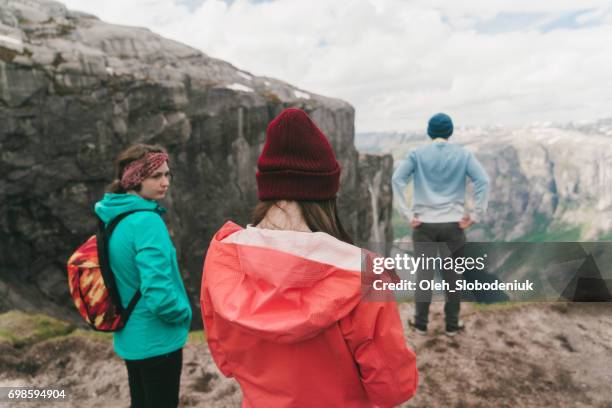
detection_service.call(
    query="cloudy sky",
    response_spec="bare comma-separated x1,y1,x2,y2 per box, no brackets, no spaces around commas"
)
62,0,612,132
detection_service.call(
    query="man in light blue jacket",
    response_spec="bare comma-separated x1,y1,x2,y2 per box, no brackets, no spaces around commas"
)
392,113,489,336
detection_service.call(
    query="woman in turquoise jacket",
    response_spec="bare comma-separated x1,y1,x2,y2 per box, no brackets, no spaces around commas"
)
94,144,192,408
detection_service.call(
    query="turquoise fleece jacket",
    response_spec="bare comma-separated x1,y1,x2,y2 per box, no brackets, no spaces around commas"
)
94,193,192,360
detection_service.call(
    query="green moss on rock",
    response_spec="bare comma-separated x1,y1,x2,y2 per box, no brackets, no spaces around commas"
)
0,311,75,347
0,46,18,62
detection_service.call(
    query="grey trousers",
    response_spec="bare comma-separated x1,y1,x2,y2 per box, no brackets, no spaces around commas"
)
413,222,466,330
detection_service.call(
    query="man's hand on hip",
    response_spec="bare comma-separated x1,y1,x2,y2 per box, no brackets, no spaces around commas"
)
459,215,475,229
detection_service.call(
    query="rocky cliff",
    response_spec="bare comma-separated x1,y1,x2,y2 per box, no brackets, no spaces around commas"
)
0,0,393,317
357,119,612,242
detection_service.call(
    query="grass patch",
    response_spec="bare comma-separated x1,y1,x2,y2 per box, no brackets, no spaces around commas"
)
511,209,585,242
512,212,549,242
392,208,411,240
64,328,112,343
0,311,75,347
188,330,206,344
0,311,207,349
598,231,612,241
518,226,582,242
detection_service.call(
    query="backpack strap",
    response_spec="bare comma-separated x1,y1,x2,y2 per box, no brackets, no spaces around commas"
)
121,288,142,322
96,209,158,313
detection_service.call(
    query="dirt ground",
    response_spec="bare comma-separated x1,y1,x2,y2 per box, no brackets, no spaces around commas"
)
1,302,611,408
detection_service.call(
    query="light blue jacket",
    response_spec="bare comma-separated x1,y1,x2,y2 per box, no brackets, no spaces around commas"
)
94,193,192,360
392,140,490,223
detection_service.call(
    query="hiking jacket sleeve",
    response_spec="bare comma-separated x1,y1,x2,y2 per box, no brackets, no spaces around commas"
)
466,152,490,222
392,151,416,221
339,300,418,407
134,213,191,324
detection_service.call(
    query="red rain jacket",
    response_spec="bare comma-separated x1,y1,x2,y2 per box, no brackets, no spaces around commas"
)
201,222,418,408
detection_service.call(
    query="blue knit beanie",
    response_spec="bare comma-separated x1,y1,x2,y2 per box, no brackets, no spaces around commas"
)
427,113,453,138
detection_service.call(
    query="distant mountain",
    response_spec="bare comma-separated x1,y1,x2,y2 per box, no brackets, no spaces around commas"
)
356,119,612,241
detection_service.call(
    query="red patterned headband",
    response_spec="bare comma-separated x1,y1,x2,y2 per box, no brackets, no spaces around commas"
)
120,152,169,190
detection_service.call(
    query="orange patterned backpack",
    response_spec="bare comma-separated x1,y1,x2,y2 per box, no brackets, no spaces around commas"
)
67,210,152,331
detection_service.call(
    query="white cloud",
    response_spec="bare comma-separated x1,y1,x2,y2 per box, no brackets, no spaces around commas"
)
574,7,611,25
61,0,612,132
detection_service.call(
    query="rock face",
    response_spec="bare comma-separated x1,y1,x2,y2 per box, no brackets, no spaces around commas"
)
354,154,394,245
357,120,612,241
0,0,393,318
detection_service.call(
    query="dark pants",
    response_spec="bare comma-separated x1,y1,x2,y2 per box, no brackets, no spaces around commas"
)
413,222,466,330
124,348,183,408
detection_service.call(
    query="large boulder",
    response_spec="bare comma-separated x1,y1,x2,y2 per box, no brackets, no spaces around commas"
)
0,0,393,321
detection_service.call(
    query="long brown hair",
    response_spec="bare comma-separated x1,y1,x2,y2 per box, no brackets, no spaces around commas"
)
106,144,168,193
252,199,353,244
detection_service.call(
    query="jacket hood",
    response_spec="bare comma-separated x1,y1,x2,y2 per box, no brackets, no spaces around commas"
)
202,222,364,344
94,193,164,223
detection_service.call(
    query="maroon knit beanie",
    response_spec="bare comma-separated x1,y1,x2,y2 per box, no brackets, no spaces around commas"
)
256,108,341,201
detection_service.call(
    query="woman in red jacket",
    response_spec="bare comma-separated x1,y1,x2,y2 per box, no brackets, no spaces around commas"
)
201,108,418,408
